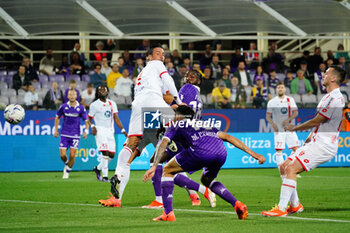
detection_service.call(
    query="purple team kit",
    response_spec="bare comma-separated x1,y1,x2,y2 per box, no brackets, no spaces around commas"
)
164,120,226,178
56,102,87,149
166,83,203,159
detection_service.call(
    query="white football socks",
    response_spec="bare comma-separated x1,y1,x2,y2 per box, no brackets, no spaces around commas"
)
278,178,296,211
101,155,109,178
275,151,284,172
115,147,133,200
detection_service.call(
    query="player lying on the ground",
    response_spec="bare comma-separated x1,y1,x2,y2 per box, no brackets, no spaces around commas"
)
88,85,127,182
54,89,88,179
261,65,346,217
143,105,266,221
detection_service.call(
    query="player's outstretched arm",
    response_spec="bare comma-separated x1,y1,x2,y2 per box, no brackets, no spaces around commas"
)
114,113,127,137
53,117,60,137
218,132,265,164
143,137,170,182
285,113,327,132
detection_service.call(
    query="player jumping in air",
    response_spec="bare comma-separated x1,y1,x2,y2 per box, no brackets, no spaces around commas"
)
98,44,182,207
261,65,346,217
88,85,127,182
266,82,299,171
143,105,266,221
54,89,89,179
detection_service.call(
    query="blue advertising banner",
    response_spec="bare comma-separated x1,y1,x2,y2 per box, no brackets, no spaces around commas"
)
0,109,318,136
1,132,350,172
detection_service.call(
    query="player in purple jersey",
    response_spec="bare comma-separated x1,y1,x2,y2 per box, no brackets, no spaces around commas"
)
54,89,89,179
142,69,215,208
178,70,203,120
143,105,265,221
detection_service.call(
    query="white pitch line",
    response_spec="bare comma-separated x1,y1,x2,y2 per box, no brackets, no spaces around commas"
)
0,199,349,223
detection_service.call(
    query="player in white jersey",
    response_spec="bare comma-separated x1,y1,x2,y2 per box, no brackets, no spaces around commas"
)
98,44,182,207
262,65,346,217
88,85,128,182
266,82,299,171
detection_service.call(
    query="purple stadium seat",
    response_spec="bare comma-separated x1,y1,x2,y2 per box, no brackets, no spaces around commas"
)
6,76,13,87
88,70,95,75
276,73,285,81
17,89,26,96
0,70,7,76
0,81,8,90
16,95,25,105
82,74,90,82
7,70,17,76
9,95,17,104
49,75,65,83
66,74,81,82
38,89,48,99
2,89,16,97
0,96,9,105
39,75,48,83
59,82,69,90
32,81,41,90
41,82,51,89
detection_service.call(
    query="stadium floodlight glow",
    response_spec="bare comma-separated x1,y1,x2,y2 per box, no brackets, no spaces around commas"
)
254,1,307,37
0,7,29,37
75,0,124,37
166,0,217,37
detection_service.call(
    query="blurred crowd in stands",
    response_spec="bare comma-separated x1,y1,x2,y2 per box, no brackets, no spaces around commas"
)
0,39,350,112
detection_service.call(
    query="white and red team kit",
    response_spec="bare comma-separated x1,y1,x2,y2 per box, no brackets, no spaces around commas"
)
267,95,300,150
289,88,345,171
88,99,118,152
129,60,181,137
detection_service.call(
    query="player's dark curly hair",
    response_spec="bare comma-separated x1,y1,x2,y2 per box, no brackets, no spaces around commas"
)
185,69,202,87
175,105,195,120
94,84,109,101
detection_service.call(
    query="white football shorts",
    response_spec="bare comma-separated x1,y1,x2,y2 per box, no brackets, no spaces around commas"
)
274,131,299,150
128,93,174,137
287,141,335,172
95,126,116,153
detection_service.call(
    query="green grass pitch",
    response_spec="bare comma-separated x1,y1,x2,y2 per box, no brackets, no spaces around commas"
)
0,168,350,233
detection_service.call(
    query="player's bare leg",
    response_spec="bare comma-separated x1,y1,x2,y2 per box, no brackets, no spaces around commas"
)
59,148,69,179
59,148,68,164
200,172,247,219
262,159,304,217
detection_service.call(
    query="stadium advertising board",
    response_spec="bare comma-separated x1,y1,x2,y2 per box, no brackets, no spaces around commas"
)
0,109,317,136
1,131,350,172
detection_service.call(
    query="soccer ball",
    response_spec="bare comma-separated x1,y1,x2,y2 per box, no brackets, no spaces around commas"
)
4,104,25,124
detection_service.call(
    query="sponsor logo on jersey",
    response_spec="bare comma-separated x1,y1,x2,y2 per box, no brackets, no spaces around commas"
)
104,110,111,118
281,107,288,114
